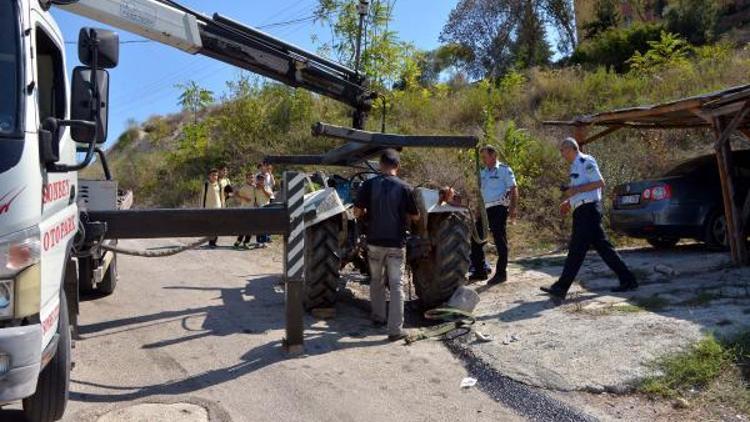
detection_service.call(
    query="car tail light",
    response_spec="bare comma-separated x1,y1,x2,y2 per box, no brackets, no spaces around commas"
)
641,184,672,202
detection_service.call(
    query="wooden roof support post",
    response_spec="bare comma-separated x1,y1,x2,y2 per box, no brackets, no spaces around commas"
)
582,125,623,145
573,125,589,152
712,117,748,265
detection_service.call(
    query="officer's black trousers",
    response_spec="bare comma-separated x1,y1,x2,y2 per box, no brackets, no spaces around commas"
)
552,202,635,295
470,205,508,279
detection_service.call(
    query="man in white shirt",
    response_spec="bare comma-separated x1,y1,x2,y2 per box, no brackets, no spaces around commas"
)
541,138,637,302
470,145,519,285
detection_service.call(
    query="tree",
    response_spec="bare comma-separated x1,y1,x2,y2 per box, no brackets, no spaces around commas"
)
175,81,214,124
582,0,621,40
664,0,718,45
511,3,553,68
314,0,409,90
440,0,575,78
393,44,474,88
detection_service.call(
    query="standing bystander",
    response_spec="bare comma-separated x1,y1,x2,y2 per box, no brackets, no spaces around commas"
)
234,171,256,249
354,149,420,341
252,173,273,247
201,168,223,248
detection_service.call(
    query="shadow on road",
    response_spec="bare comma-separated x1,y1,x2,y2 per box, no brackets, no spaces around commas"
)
477,243,749,331
69,275,389,404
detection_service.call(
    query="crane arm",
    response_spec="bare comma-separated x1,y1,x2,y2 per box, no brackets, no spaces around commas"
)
57,0,375,124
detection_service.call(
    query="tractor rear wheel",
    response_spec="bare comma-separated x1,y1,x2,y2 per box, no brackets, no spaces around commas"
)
411,213,470,310
304,218,341,310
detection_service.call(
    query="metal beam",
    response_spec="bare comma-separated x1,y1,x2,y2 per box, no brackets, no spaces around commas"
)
283,172,305,355
312,122,479,148
264,155,326,165
87,207,289,239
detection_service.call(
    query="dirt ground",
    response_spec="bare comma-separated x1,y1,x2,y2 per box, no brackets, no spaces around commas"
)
459,243,750,420
1,237,521,422
347,242,750,421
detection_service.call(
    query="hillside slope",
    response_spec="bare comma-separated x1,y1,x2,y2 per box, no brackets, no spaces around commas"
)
96,47,750,252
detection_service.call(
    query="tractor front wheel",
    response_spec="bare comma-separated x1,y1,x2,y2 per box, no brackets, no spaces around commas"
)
304,218,341,310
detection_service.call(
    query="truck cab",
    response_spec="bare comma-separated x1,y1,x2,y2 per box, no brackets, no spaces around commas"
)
1,1,117,420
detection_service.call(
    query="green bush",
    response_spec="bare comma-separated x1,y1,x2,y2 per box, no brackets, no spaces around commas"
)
640,336,732,397
664,0,718,45
571,23,665,72
627,31,691,74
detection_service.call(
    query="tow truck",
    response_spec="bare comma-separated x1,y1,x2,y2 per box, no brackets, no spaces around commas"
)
0,1,476,420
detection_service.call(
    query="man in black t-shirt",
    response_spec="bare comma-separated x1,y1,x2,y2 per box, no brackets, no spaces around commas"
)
354,149,420,341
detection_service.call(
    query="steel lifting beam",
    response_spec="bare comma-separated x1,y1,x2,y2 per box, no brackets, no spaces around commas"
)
87,207,289,239
265,123,479,166
263,155,326,165
312,122,479,148
85,172,308,353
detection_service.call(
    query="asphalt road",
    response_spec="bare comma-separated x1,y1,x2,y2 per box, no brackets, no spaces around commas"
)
1,238,521,421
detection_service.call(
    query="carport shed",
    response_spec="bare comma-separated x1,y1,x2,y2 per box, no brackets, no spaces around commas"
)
545,84,750,265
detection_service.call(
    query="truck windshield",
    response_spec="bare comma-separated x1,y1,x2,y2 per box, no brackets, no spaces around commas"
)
0,0,21,137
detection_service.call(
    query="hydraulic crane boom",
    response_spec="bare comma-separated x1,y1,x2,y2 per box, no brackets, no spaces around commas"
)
56,0,376,128
53,0,476,165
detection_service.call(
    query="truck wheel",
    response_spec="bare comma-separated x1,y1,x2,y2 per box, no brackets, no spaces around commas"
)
304,218,341,310
411,213,470,310
77,257,95,294
97,253,117,296
646,237,679,249
22,293,70,422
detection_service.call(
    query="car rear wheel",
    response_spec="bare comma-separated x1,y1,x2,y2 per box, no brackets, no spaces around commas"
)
646,237,679,249
705,211,728,250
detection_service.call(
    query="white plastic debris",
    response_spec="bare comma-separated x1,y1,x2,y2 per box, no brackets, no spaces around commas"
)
474,331,493,343
460,377,478,388
447,286,480,313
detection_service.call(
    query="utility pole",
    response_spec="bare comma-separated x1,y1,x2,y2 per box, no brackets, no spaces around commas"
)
354,0,369,75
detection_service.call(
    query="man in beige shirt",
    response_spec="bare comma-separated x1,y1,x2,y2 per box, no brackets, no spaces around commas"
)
234,171,256,249
201,168,223,248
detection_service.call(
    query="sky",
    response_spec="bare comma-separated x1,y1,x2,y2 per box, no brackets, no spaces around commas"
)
51,0,459,147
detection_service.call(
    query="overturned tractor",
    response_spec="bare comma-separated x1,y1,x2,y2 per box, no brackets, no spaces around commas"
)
268,123,476,311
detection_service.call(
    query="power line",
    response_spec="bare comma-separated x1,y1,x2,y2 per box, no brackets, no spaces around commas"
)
257,15,316,30
64,39,150,45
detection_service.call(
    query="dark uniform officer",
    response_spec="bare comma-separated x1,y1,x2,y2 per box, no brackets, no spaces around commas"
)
541,138,637,301
470,146,518,285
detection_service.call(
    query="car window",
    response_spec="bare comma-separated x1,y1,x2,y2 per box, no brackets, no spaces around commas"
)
665,156,714,177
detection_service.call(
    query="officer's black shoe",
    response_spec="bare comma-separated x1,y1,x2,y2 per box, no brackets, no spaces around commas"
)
487,274,507,286
540,286,566,299
611,282,639,293
468,272,489,281
388,332,407,342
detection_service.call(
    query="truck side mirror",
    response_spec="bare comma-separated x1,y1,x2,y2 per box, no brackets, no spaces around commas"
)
71,67,110,144
78,28,119,69
39,118,60,164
